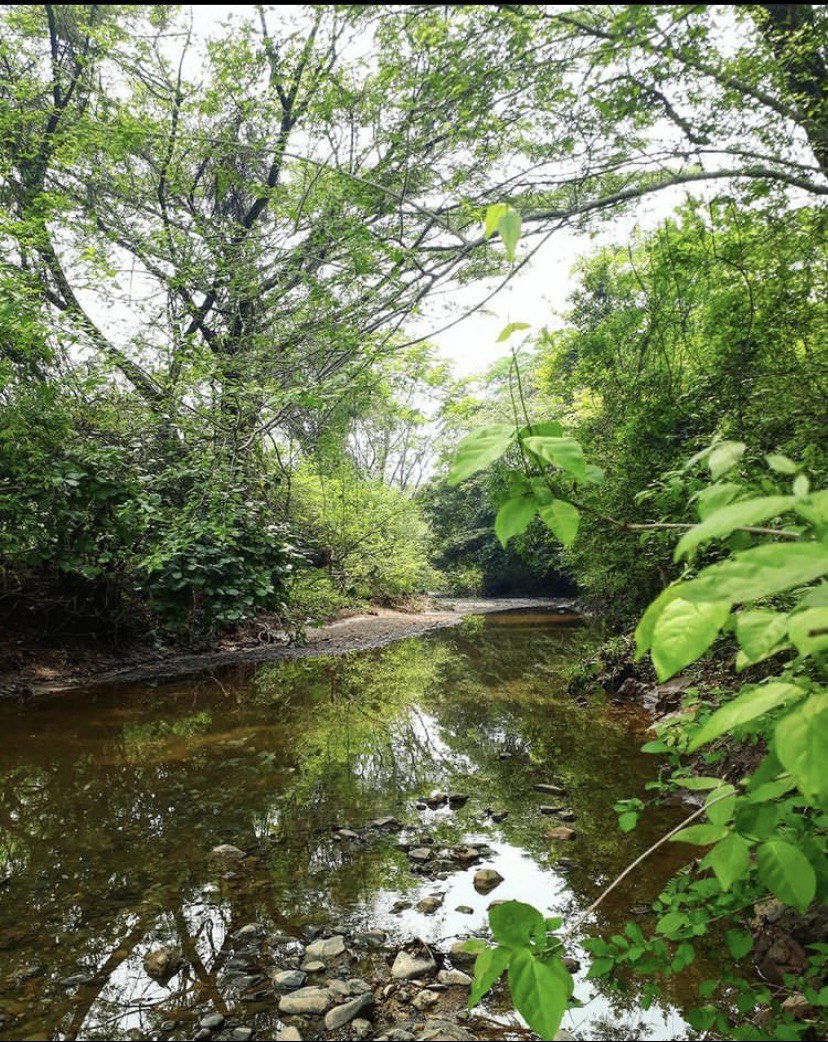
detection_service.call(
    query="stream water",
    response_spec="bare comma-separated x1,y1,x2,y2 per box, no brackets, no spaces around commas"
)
0,608,703,1041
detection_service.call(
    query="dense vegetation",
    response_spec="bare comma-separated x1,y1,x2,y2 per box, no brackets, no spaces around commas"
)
0,4,826,1039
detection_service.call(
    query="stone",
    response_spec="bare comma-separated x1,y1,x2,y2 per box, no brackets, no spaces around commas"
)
540,805,565,815
368,816,402,830
335,829,360,841
143,946,184,982
473,868,504,894
412,989,440,1011
417,896,443,914
199,1013,225,1030
448,794,470,807
231,1030,254,1041
557,810,576,822
448,941,477,967
391,949,437,980
377,1032,416,1041
324,991,373,1030
490,810,509,822
781,993,812,1020
554,1032,577,1041
455,905,474,915
535,783,566,795
210,843,246,862
329,979,351,996
271,969,306,990
420,1020,474,1041
278,985,332,1016
426,792,448,808
390,900,412,913
450,846,480,863
352,1019,372,1040
277,1029,303,1042
562,956,581,973
300,959,325,973
304,934,346,961
408,847,433,863
235,923,260,939
437,969,472,986
547,826,576,841
349,978,372,994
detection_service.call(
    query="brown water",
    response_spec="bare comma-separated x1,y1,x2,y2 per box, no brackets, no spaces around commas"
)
0,610,702,1040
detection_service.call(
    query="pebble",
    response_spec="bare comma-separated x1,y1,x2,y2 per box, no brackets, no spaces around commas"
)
473,868,504,893
416,896,443,914
304,935,346,961
278,985,332,1015
391,950,437,980
270,969,306,990
199,1013,225,1030
324,991,373,1030
412,989,440,1010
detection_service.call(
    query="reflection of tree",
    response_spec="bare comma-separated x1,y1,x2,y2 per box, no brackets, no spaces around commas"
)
0,617,700,1038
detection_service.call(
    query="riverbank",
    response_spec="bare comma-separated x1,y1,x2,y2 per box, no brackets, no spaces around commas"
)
0,597,576,699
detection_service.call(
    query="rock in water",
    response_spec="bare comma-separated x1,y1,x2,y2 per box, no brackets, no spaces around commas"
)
324,992,373,1030
547,826,576,841
209,843,246,863
278,985,332,1015
473,868,504,894
391,949,437,979
143,946,184,982
417,895,443,914
304,934,346,961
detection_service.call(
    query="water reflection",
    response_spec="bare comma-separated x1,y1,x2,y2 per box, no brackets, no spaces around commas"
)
0,611,697,1040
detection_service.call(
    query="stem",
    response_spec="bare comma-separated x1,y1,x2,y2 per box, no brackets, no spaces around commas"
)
565,790,733,937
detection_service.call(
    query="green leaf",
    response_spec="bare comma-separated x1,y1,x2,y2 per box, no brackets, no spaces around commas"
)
766,454,799,474
618,811,638,833
586,956,614,979
679,542,828,604
496,321,531,343
523,435,587,481
756,839,816,913
520,421,563,440
507,947,568,1040
448,424,516,484
489,901,545,949
460,939,489,955
495,494,538,547
635,585,682,658
497,207,522,262
787,607,828,657
674,496,795,561
705,783,737,825
724,929,753,960
695,482,742,520
484,203,509,239
679,776,727,791
708,834,751,891
650,598,731,680
538,499,579,546
469,945,512,1006
735,609,790,666
794,490,828,526
688,682,806,751
669,823,729,845
774,696,828,804
708,441,745,480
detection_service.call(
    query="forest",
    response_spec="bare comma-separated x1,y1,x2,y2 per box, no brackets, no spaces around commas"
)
0,5,825,1042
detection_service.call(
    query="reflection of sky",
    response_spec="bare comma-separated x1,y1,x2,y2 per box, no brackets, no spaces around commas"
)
0,615,698,1040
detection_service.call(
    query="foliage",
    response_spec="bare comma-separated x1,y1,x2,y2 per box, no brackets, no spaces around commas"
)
287,463,439,604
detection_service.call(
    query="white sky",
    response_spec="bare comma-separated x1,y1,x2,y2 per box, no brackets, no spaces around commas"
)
181,6,696,376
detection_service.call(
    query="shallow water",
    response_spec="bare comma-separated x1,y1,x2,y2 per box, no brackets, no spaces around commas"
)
0,610,702,1040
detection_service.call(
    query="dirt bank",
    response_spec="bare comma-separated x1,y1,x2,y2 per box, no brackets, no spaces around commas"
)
0,597,576,699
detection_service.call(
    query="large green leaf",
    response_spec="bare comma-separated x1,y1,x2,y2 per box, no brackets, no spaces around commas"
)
670,823,729,845
688,682,806,751
498,208,522,261
679,542,828,604
775,696,828,805
538,498,579,546
523,435,587,481
495,494,538,547
448,424,516,484
489,901,545,949
635,584,683,658
469,945,512,1006
507,947,568,1040
707,833,751,891
694,482,742,520
650,598,730,680
756,839,816,913
496,321,531,343
735,609,790,667
708,440,745,480
787,607,828,657
483,203,508,239
674,496,795,561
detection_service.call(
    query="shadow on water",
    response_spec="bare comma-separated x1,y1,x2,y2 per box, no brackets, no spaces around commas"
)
0,609,706,1040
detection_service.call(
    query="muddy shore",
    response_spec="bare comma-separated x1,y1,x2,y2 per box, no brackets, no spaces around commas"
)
0,597,576,699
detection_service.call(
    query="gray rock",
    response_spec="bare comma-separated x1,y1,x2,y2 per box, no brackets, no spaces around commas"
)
277,1029,303,1042
490,810,509,822
324,991,373,1030
299,959,325,973
271,969,307,990
199,1013,225,1029
349,978,372,994
142,946,184,982
455,905,474,915
408,847,433,863
437,969,472,986
376,1032,416,1041
352,1019,373,1040
210,843,246,862
535,783,566,795
547,826,576,841
231,1030,254,1042
421,1020,474,1041
416,896,443,914
278,985,332,1016
555,1031,577,1041
391,950,437,980
412,989,440,1011
473,868,504,894
304,934,346,961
